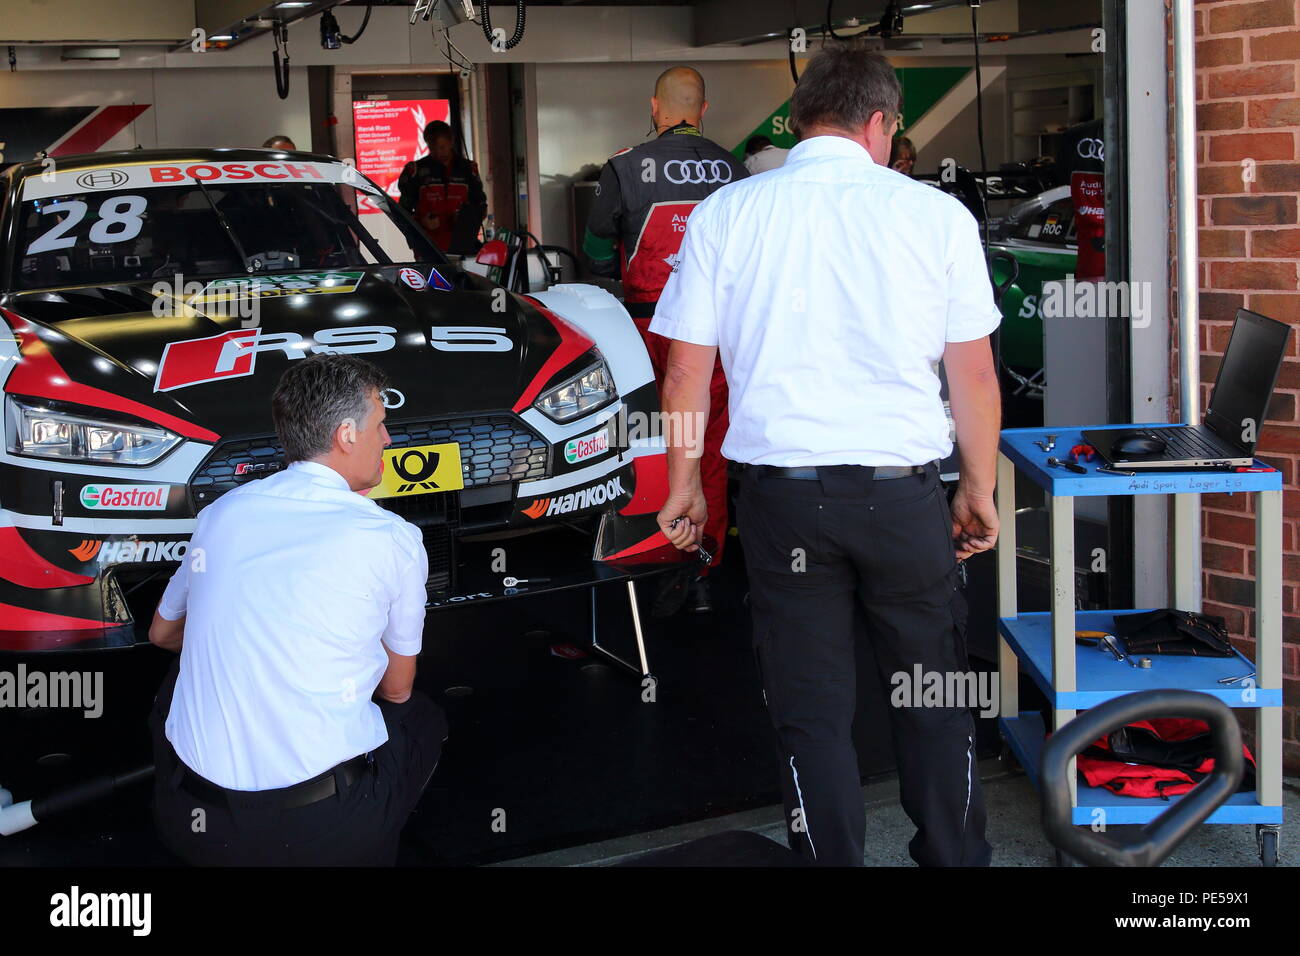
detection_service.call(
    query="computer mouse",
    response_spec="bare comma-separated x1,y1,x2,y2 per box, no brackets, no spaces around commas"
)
1112,433,1167,456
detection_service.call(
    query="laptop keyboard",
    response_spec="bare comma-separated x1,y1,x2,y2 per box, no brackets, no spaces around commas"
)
1144,427,1239,460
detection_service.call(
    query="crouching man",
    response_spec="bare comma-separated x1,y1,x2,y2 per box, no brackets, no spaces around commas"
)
148,354,446,866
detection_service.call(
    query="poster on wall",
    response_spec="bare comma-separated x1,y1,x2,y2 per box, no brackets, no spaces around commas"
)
352,98,450,214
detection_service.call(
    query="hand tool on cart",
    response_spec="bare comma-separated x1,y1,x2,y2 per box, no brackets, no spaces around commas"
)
1069,442,1096,464
1034,434,1058,453
1047,456,1087,474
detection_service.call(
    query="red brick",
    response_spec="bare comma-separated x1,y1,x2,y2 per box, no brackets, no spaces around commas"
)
1249,96,1300,128
1251,30,1300,62
1206,510,1257,545
1205,490,1253,513
1209,0,1296,34
1209,259,1299,289
1198,164,1250,195
1201,228,1248,256
1201,100,1246,131
1205,601,1248,635
1256,454,1294,483
1205,541,1247,572
1255,163,1300,191
1201,291,1246,322
1208,65,1295,99
1199,35,1245,67
1279,360,1300,389
1268,390,1298,421
1253,228,1300,258
1247,548,1300,581
1248,293,1300,321
1258,424,1300,453
1209,132,1294,162
1210,194,1298,224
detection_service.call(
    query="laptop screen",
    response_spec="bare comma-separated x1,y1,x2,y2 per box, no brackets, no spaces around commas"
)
1207,310,1291,450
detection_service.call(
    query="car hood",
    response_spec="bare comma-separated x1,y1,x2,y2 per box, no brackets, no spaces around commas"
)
2,267,580,442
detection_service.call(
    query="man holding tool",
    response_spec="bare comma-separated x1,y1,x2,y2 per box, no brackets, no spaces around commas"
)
651,46,1001,866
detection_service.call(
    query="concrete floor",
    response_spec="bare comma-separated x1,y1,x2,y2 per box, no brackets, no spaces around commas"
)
499,761,1299,867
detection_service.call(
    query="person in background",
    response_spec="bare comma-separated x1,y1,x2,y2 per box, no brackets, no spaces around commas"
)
583,66,748,616
889,135,917,176
743,135,790,174
263,135,297,150
651,45,1000,867
149,354,446,866
398,119,487,256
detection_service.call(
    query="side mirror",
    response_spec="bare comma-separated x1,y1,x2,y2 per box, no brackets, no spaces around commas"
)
475,239,508,268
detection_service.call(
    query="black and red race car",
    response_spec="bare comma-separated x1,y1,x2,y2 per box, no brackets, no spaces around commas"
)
0,148,683,651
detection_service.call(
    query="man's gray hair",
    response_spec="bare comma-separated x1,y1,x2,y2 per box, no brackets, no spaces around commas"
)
789,45,902,138
272,354,389,464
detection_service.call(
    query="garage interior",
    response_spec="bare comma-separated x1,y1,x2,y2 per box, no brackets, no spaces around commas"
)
0,0,1296,875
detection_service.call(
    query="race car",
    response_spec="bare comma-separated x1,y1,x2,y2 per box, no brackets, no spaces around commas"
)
0,148,683,651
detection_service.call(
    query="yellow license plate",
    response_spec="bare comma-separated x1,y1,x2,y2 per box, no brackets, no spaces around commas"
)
367,443,464,499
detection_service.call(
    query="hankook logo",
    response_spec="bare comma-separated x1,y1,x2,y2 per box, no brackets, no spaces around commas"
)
522,475,625,519
75,168,129,190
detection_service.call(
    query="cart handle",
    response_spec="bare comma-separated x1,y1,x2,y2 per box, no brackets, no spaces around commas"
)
1040,690,1244,867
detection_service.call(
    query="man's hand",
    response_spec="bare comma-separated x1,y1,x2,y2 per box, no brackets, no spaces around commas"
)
657,485,706,552
950,484,998,560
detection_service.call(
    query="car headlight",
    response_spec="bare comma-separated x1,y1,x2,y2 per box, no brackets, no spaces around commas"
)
5,395,183,466
533,358,617,423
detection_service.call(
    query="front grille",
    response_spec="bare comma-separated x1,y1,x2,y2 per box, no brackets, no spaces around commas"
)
190,415,550,511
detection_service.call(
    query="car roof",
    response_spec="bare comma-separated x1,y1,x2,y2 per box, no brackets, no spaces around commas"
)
4,147,344,185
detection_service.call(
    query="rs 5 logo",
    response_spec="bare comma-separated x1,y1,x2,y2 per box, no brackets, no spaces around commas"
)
155,326,397,392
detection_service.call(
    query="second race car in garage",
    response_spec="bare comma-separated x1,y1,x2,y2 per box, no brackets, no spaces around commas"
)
0,148,680,651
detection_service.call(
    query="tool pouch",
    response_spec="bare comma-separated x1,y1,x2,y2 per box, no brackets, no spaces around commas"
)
1113,608,1236,657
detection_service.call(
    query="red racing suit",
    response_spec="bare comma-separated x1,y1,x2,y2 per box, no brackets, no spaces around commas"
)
583,123,747,573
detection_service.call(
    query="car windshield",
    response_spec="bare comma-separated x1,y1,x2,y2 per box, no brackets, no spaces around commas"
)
11,158,444,292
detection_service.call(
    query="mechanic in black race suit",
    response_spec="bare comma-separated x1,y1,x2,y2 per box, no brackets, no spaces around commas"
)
582,66,747,616
398,119,487,256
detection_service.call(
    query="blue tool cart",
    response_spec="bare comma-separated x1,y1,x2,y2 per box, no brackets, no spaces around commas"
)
996,424,1284,865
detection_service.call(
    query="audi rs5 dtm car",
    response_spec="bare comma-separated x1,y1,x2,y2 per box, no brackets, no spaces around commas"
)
0,149,681,651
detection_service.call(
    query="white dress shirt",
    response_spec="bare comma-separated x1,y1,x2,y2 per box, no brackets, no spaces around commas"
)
743,145,790,174
158,460,428,791
651,134,1001,467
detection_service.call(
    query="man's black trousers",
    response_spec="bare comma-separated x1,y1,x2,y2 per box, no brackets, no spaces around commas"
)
737,463,992,867
150,661,447,866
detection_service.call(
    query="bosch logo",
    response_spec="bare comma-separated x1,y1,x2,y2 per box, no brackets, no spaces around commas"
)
75,169,129,190
664,160,733,185
1077,138,1105,161
380,387,406,409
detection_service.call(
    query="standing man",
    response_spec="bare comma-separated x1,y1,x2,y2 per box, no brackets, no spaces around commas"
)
583,66,747,614
399,119,487,255
149,354,446,866
651,46,1001,866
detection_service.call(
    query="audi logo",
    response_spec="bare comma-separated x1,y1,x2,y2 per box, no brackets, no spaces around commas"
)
380,387,405,409
75,169,129,189
663,159,734,185
1076,138,1105,161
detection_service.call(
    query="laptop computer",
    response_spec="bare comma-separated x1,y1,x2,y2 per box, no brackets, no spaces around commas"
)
1084,308,1292,470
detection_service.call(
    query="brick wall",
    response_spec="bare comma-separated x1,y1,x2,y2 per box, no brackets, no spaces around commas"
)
1192,0,1300,771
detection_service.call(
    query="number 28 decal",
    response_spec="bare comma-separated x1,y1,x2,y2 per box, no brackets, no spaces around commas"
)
26,194,148,255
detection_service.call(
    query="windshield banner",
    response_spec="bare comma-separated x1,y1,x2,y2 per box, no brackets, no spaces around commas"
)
21,159,384,202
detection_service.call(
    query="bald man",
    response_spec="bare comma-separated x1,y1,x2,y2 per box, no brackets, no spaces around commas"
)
584,66,747,615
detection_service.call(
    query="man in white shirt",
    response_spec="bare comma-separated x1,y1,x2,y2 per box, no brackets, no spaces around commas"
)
651,46,1001,866
148,353,445,866
743,135,790,175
